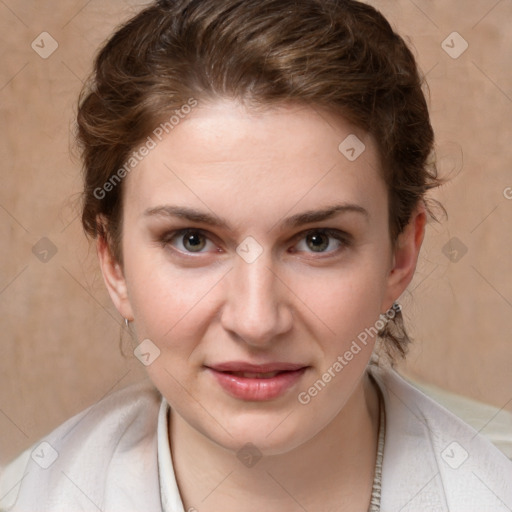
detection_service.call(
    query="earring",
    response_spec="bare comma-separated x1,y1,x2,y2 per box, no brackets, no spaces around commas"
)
124,318,129,327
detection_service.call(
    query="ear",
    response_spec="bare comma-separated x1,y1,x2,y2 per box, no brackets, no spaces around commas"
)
96,222,134,322
382,203,426,310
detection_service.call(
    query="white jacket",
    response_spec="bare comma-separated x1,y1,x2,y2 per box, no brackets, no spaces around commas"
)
1,364,511,511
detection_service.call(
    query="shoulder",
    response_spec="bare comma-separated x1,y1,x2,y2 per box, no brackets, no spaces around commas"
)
0,379,164,512
369,363,512,512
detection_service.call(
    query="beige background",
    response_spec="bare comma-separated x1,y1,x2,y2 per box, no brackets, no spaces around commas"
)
0,0,511,465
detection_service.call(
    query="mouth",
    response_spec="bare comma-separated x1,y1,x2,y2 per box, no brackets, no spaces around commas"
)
206,361,307,373
218,370,292,379
205,364,309,401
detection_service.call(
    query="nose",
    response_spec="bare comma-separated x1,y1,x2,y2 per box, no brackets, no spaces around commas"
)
220,249,293,348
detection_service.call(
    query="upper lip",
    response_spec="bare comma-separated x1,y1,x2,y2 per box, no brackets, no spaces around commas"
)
206,361,308,373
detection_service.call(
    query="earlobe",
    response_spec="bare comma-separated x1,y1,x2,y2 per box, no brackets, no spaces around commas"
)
96,232,134,322
383,204,427,308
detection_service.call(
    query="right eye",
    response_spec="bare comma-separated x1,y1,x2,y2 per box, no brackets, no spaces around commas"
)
160,228,219,255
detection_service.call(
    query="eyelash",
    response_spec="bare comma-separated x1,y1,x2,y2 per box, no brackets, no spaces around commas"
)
158,228,352,258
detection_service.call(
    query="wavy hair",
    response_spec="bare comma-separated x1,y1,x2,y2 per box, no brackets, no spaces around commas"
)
76,0,443,360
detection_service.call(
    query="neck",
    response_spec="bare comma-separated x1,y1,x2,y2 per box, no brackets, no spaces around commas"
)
168,371,380,512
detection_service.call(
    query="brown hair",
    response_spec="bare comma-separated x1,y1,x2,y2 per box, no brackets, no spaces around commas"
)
76,0,443,360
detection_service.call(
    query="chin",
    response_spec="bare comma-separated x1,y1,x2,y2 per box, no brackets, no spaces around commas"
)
206,411,319,458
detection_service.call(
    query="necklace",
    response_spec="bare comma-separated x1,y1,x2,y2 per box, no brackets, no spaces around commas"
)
367,373,386,512
161,373,386,512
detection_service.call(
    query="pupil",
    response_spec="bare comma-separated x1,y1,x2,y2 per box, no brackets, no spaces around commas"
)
185,232,204,251
308,233,328,252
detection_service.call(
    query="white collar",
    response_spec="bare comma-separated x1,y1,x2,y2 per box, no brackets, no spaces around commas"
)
369,363,512,511
156,365,512,512
157,396,186,512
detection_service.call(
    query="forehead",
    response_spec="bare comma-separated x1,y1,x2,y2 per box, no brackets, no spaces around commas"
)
123,100,385,227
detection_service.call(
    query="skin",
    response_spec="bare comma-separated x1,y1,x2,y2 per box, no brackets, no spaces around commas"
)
97,99,425,511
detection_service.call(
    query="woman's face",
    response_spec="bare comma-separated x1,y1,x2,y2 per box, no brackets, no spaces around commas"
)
100,99,423,455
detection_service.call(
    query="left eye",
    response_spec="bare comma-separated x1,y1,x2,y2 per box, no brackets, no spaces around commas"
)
293,229,348,254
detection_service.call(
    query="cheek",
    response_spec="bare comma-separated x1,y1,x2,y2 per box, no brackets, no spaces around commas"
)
123,215,392,348
122,244,223,344
294,260,389,344
290,267,386,417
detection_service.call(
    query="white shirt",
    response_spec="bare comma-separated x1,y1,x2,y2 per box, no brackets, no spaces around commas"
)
1,364,511,511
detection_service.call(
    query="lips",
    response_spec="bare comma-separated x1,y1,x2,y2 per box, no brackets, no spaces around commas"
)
207,361,307,374
205,361,309,400
225,370,283,378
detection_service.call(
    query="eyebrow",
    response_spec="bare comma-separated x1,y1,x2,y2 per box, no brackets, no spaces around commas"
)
143,203,368,231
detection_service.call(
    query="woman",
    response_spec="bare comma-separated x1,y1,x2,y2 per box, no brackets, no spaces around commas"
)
1,0,511,510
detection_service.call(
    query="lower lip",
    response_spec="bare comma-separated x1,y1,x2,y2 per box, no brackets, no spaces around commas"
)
206,367,308,401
